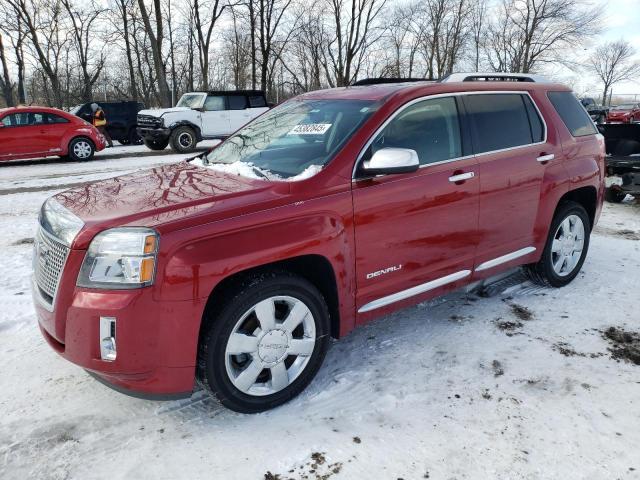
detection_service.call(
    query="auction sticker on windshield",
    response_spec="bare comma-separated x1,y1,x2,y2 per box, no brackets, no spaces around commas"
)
289,124,332,135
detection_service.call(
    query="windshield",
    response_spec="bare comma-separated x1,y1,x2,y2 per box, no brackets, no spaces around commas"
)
612,104,635,110
176,93,206,109
199,98,378,180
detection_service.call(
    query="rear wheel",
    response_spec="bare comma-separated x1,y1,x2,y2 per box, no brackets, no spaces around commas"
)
170,126,197,153
143,137,169,151
68,137,95,161
524,202,591,288
197,271,330,413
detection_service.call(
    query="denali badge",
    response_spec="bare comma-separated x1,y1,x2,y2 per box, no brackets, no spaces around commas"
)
366,264,402,280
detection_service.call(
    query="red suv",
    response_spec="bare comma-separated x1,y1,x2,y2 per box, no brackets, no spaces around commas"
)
32,74,605,412
0,106,106,162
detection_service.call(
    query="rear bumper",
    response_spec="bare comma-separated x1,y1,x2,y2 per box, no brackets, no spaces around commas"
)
33,275,206,398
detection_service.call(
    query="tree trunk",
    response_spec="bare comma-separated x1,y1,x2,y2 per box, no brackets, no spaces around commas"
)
137,0,172,107
0,33,14,107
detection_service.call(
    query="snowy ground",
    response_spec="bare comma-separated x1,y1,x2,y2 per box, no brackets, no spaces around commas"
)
0,144,639,480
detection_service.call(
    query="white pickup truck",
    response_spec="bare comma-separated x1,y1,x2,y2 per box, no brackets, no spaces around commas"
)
137,90,270,153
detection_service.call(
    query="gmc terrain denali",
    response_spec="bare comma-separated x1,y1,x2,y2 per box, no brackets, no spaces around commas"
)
33,73,605,413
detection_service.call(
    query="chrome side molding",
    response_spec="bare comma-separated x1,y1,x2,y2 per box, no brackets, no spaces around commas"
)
358,270,471,313
475,246,536,272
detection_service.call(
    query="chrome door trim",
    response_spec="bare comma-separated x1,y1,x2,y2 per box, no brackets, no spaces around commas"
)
475,246,536,272
351,90,548,180
358,270,471,313
448,172,475,182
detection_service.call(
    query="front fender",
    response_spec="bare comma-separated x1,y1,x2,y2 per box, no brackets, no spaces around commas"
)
167,120,203,142
157,195,356,334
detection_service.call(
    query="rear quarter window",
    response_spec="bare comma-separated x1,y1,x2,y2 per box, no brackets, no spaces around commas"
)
547,91,597,137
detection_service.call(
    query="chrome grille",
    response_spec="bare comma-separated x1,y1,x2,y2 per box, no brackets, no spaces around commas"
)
137,114,162,127
33,227,70,305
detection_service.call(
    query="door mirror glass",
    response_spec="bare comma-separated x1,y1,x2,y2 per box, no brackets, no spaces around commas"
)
362,148,419,175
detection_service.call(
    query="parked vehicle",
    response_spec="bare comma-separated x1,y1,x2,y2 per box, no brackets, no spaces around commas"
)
606,103,640,123
598,123,640,202
71,101,145,145
136,90,269,153
580,97,609,124
33,73,605,413
0,106,106,162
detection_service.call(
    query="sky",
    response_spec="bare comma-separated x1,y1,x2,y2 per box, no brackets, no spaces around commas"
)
563,0,640,99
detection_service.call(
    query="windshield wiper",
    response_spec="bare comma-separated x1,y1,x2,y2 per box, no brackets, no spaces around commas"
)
252,166,270,180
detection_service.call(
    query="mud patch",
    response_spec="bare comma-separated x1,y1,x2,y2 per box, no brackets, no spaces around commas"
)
552,342,603,359
492,360,505,377
266,452,343,480
510,303,534,321
594,226,640,240
12,237,33,245
495,318,523,336
603,327,640,365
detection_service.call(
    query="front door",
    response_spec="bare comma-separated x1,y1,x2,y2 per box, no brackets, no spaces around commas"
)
201,94,231,137
462,92,561,271
352,96,479,317
0,112,49,160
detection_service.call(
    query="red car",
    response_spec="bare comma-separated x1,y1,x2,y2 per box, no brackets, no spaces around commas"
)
606,103,640,123
32,73,605,412
0,106,106,162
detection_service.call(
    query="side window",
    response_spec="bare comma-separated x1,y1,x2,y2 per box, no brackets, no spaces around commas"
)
464,94,534,153
30,113,45,125
44,113,70,124
204,95,225,111
369,96,462,166
248,95,267,108
547,91,597,137
227,95,247,110
1,114,20,126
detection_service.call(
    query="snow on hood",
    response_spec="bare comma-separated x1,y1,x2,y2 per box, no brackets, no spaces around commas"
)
137,107,191,117
190,157,323,182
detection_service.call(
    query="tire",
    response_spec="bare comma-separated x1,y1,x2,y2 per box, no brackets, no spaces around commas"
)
68,137,95,161
169,126,197,153
524,201,591,288
119,138,130,145
197,271,330,413
143,137,169,151
613,139,640,156
129,128,143,145
605,186,626,203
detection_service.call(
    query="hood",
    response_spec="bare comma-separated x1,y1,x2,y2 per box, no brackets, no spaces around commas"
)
53,161,289,249
138,107,191,118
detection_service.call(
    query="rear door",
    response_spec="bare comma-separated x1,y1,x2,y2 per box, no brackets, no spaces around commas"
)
352,95,479,316
463,92,561,273
200,94,231,136
227,94,251,131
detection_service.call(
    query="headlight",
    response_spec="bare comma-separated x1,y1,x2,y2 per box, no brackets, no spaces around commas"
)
40,197,84,246
77,228,159,289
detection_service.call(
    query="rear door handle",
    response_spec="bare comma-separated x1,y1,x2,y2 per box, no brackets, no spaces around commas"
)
536,153,554,163
448,172,475,183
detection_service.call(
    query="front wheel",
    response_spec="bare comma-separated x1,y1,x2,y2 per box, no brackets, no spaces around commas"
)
197,272,330,413
170,126,197,153
68,137,95,161
525,202,591,288
143,137,169,151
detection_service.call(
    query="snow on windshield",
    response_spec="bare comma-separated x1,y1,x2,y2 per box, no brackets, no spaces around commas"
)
190,156,323,182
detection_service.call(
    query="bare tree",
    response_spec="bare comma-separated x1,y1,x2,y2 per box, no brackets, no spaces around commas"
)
487,0,601,73
0,32,15,106
112,0,139,100
137,0,172,106
324,0,387,87
589,40,640,106
191,0,229,90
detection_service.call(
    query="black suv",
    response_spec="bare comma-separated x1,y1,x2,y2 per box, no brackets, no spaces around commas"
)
71,101,145,145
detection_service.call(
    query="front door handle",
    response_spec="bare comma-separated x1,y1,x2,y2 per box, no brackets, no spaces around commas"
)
448,172,475,183
536,153,555,163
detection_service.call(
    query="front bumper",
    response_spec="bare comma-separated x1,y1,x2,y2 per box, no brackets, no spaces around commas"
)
137,127,170,142
33,256,206,397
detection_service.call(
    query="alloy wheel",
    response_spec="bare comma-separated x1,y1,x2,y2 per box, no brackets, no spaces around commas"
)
224,295,316,396
551,214,585,277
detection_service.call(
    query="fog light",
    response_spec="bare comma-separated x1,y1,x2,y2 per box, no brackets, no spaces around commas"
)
100,316,117,361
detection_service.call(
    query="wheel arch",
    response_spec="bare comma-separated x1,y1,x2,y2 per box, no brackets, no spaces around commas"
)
168,120,203,142
198,254,342,345
557,185,597,229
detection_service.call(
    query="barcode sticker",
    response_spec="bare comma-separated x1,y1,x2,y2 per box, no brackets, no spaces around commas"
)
288,123,332,135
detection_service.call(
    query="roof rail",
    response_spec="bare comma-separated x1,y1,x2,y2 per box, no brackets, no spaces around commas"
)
440,72,550,83
351,77,430,86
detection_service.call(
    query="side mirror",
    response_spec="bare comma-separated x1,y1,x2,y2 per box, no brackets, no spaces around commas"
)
361,148,420,176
